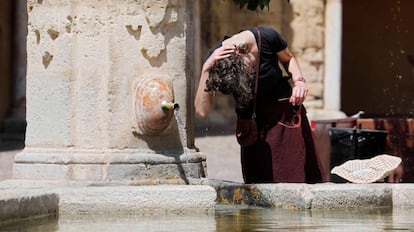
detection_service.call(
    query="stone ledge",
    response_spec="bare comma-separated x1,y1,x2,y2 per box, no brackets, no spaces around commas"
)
58,185,216,213
2,180,414,226
13,148,207,182
15,148,206,164
0,189,58,226
0,183,216,225
391,184,414,208
256,183,393,209
213,182,414,209
13,162,206,182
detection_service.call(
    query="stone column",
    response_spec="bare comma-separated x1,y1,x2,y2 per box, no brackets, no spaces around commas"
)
14,0,205,184
323,0,346,118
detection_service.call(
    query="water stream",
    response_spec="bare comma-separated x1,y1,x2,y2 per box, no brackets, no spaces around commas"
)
174,109,189,162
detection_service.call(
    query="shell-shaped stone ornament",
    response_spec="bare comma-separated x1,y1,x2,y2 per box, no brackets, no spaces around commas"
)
134,78,177,135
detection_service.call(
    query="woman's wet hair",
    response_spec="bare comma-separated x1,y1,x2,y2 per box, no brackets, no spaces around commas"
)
205,51,254,109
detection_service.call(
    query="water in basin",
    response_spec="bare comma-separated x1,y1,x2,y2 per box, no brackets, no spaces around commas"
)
2,206,414,231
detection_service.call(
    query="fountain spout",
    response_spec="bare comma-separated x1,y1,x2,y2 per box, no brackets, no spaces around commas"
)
161,100,179,111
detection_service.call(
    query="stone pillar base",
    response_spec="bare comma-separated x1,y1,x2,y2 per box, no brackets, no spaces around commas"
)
13,148,206,185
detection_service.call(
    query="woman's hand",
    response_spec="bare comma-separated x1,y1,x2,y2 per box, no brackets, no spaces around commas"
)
202,45,235,72
290,80,308,106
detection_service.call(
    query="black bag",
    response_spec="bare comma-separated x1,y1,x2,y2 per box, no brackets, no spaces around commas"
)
236,119,258,147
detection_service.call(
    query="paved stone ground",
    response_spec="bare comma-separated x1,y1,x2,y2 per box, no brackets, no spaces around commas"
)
195,134,243,183
194,115,243,183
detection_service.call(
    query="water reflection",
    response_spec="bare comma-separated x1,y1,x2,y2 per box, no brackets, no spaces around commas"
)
2,206,414,231
215,206,414,231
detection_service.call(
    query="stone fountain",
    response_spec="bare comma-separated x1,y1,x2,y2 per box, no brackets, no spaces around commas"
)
13,0,206,184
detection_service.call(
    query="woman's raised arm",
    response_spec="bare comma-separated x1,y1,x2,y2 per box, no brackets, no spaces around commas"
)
194,45,235,117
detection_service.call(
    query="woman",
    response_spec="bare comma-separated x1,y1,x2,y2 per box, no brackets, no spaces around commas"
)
195,26,325,183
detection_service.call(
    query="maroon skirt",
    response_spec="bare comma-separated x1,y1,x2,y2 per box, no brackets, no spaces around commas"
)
239,100,326,184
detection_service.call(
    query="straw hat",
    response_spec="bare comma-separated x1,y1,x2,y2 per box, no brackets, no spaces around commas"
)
331,154,402,183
